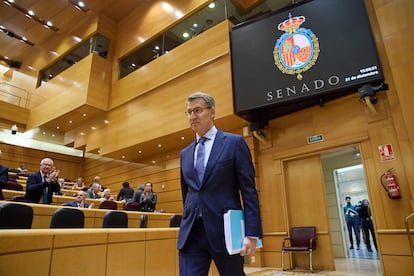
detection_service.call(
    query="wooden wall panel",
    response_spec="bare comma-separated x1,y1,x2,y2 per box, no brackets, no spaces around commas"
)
82,155,183,213
86,54,112,110
111,20,232,108
22,14,100,80
26,55,93,129
94,54,234,156
115,0,208,59
0,101,28,126
0,143,83,181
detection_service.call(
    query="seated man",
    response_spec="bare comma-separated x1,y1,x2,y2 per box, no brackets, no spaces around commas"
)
25,158,60,204
63,191,93,208
87,183,101,199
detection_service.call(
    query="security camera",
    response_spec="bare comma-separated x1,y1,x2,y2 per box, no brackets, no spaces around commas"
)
11,124,18,135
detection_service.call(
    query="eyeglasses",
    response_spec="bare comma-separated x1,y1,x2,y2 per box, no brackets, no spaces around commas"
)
185,106,211,116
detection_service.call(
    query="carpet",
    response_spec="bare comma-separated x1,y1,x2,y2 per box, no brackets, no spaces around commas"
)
248,268,325,276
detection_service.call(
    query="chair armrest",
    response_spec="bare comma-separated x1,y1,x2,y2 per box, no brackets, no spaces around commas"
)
309,237,317,248
282,237,291,247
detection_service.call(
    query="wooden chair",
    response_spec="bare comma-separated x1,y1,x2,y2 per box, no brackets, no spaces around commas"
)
169,214,182,227
99,200,118,210
281,226,317,272
50,208,84,228
102,211,128,228
0,203,33,229
6,182,23,191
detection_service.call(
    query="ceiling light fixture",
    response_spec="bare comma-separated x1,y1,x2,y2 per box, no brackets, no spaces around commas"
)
0,25,34,46
3,0,59,32
68,0,89,12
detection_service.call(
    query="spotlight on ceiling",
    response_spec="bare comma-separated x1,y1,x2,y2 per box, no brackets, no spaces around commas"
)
68,0,89,12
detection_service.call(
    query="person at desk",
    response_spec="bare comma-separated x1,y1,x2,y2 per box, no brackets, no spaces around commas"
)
100,188,115,202
25,158,61,204
87,183,101,199
16,163,28,173
0,149,8,200
62,191,93,208
73,177,85,190
132,184,144,203
55,177,66,195
178,92,263,276
139,182,157,212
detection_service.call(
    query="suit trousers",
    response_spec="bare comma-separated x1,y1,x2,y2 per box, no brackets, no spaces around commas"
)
179,218,245,276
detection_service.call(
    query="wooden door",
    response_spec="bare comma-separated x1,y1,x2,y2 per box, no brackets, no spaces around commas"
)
283,155,335,270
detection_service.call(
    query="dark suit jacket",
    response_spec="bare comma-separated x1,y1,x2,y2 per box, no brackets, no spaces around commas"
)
63,201,90,208
25,171,61,203
0,165,8,200
178,129,262,253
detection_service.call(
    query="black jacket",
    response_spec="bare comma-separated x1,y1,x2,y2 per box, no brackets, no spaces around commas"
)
25,171,60,203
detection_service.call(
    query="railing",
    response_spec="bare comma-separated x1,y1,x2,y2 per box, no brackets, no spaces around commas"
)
0,81,30,108
404,212,414,258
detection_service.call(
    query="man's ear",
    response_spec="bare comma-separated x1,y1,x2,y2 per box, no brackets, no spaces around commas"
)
210,107,216,120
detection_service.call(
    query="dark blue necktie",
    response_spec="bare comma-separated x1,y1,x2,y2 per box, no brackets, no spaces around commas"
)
196,137,207,183
43,176,49,204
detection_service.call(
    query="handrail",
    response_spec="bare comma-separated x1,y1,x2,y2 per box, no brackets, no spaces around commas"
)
0,81,29,108
404,212,414,258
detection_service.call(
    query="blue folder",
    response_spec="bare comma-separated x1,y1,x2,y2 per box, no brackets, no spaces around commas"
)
223,209,263,255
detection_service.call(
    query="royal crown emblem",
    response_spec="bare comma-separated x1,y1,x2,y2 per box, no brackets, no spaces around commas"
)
273,14,320,80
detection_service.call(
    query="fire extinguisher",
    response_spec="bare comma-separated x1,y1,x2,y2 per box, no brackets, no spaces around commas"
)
380,168,401,199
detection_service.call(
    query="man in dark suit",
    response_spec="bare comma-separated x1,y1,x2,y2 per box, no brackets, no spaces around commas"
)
178,92,262,276
0,149,8,200
25,158,60,204
63,191,93,208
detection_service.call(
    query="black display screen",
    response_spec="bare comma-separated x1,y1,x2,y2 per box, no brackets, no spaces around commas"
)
230,0,384,122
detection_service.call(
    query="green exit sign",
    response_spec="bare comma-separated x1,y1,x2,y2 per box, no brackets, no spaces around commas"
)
307,134,324,144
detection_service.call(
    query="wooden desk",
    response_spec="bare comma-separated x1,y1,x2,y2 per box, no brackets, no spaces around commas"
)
0,228,180,276
0,200,174,229
2,189,124,209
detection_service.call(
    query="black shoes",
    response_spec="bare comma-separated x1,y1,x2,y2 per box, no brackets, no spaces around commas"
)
350,246,354,249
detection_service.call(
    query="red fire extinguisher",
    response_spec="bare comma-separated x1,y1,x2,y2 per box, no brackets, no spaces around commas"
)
381,168,401,199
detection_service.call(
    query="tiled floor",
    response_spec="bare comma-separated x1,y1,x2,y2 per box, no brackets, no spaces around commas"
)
246,238,382,275
245,258,382,276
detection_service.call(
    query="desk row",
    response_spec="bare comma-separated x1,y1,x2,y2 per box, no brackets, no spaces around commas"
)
0,200,176,229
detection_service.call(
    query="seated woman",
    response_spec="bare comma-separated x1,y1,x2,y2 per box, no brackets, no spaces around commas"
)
100,188,114,202
139,182,157,212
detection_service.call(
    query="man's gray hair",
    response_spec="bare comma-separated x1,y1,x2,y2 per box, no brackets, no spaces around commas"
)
187,92,215,108
40,158,54,166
